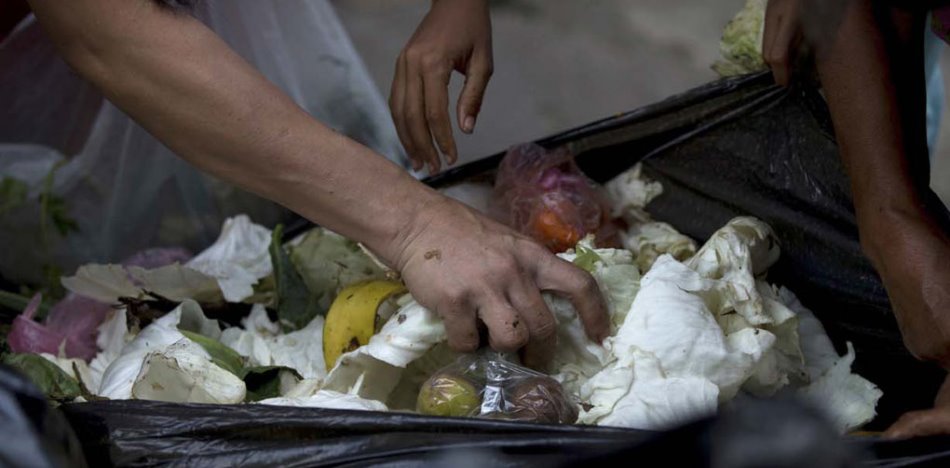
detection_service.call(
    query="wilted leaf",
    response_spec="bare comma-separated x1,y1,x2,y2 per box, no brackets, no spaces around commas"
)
2,353,81,401
270,225,321,331
573,243,603,273
179,330,245,376
241,365,301,402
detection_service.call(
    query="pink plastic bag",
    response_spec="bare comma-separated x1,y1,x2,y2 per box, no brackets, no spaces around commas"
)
492,143,619,252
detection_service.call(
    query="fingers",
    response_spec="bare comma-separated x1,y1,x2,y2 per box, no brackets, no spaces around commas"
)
457,48,493,134
763,0,801,87
884,409,950,440
762,0,784,66
404,52,442,173
422,57,458,166
936,375,950,408
392,48,464,173
477,296,530,353
533,252,609,343
389,53,422,171
438,289,480,353
507,276,558,370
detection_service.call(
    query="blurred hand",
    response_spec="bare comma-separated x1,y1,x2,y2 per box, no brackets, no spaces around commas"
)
763,0,803,87
389,0,493,173
863,211,950,371
885,374,950,439
386,197,609,369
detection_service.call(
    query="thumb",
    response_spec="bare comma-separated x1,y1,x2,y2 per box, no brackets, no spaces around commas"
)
457,49,493,134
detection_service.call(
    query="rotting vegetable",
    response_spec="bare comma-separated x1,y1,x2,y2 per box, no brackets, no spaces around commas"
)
2,161,882,433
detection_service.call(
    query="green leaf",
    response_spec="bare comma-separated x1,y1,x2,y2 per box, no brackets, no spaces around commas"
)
240,365,301,402
289,228,386,313
2,353,81,401
270,225,322,331
0,290,52,318
179,330,245,377
38,160,79,241
0,177,28,216
47,195,79,236
573,244,603,273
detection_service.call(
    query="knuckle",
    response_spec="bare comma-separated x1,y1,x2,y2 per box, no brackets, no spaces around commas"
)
448,335,479,353
420,53,448,73
569,270,598,295
442,287,469,307
404,46,424,63
493,328,528,352
476,62,494,78
425,108,443,123
495,254,520,273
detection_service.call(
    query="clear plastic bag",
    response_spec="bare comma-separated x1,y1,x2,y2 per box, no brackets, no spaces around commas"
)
491,143,620,252
0,0,409,285
416,353,579,424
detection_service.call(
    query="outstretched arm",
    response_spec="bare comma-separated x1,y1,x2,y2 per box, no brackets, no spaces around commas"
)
25,0,608,366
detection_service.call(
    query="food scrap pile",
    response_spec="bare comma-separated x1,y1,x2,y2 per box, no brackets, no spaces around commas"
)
3,144,882,433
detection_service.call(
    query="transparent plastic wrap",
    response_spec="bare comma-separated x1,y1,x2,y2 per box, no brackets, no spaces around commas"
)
491,143,620,253
416,353,579,425
0,0,409,285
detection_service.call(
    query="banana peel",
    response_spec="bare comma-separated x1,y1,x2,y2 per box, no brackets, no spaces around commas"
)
323,280,406,369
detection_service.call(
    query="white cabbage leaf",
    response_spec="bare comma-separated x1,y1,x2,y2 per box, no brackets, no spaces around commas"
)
797,343,883,433
623,221,697,272
220,304,327,380
97,300,230,400
686,217,780,326
131,339,246,404
713,0,768,77
186,215,273,302
61,263,222,304
321,301,446,404
259,390,388,411
549,242,638,396
581,349,720,429
60,265,139,303
604,163,663,223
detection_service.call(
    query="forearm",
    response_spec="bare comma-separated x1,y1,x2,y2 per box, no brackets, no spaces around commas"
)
813,0,929,261
27,0,438,260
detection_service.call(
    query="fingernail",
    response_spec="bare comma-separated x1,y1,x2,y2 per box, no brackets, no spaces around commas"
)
463,116,476,133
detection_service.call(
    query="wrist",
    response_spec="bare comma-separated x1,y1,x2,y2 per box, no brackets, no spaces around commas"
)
369,185,450,271
856,200,935,268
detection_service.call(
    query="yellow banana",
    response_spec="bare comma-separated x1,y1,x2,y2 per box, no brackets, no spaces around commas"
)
323,280,406,369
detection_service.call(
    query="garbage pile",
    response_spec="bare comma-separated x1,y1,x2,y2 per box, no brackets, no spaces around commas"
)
3,144,882,433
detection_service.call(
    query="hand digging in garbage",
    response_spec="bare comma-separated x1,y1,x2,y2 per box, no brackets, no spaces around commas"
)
23,0,608,368
764,0,950,434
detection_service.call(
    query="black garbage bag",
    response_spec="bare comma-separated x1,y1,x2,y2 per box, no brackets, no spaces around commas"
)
10,72,950,466
55,395,873,467
429,71,948,429
0,366,86,468
54,392,950,467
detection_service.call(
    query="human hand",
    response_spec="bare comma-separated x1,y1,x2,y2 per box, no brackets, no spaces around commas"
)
885,374,950,439
389,0,493,173
763,0,803,87
862,209,950,370
384,196,609,369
